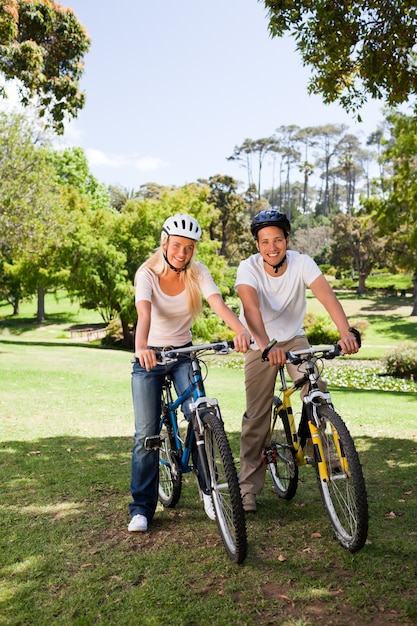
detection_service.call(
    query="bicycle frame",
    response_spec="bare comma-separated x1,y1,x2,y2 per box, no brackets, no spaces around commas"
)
158,349,222,482
266,343,368,552
149,340,248,563
274,352,340,482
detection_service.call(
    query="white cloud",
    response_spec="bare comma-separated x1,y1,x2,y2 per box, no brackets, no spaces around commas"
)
86,148,126,168
86,149,169,172
133,156,169,172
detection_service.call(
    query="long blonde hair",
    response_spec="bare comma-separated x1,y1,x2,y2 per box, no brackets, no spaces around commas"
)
135,232,203,319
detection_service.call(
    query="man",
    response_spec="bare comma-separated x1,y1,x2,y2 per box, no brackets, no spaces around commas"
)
235,209,360,512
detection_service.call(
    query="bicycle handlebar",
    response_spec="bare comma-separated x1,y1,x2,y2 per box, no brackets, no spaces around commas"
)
262,340,343,363
286,343,343,364
158,340,235,360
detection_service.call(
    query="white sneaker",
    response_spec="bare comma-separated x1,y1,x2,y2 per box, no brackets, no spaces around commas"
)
203,493,216,520
128,514,148,532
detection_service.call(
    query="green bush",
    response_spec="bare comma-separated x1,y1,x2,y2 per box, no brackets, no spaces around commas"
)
303,313,340,344
303,314,368,345
384,342,417,379
192,303,234,342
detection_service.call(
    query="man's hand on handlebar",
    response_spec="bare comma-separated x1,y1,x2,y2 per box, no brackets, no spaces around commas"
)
261,339,286,366
338,326,361,355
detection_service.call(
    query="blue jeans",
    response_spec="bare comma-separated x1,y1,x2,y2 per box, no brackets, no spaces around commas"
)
129,356,193,522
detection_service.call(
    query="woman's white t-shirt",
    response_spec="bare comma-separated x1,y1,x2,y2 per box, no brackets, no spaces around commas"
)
235,250,322,348
135,262,220,347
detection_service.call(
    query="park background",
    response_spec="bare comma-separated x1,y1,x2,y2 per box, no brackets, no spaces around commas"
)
1,2,417,625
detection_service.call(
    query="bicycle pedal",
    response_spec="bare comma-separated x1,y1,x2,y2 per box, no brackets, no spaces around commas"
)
144,435,163,450
262,446,277,464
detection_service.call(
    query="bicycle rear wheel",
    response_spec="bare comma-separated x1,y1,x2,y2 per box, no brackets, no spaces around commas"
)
311,404,368,552
268,397,298,499
202,409,247,564
158,420,182,507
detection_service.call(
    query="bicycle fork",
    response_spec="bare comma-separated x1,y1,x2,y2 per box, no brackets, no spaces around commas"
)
305,396,349,482
190,396,222,495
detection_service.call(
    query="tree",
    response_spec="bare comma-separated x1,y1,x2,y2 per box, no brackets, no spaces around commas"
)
333,133,365,214
108,185,140,212
263,1,417,114
0,112,64,261
363,111,417,314
311,124,347,216
199,175,252,262
291,224,332,262
0,0,90,133
274,125,301,219
330,213,386,294
45,146,111,211
228,137,280,202
294,126,317,222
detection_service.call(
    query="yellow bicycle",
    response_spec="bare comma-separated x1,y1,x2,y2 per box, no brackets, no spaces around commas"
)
262,341,368,553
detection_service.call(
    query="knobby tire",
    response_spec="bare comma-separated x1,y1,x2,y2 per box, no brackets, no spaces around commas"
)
202,409,247,564
269,398,299,499
312,405,368,552
158,419,182,507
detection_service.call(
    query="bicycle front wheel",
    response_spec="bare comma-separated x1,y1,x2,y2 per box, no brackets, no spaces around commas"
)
158,421,182,508
312,405,368,552
269,397,298,499
202,409,247,564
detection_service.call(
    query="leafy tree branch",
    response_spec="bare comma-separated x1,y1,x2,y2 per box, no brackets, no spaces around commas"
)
262,0,417,115
0,0,90,133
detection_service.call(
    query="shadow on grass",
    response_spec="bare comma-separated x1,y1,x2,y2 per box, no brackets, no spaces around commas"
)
0,311,90,333
329,385,417,403
359,313,416,341
1,433,417,624
331,291,413,308
0,338,122,351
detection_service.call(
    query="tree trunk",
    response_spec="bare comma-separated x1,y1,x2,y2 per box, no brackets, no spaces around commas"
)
37,285,45,322
411,275,417,316
120,314,133,349
357,272,367,295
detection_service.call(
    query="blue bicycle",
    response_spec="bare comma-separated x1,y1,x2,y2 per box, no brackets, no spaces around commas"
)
147,341,247,564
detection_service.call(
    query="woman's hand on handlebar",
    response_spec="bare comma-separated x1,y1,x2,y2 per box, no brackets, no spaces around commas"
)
232,331,252,353
135,348,158,371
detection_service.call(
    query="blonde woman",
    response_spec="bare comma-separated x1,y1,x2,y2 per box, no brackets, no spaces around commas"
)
128,214,251,532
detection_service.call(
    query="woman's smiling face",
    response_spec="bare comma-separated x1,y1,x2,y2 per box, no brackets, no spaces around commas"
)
163,235,195,270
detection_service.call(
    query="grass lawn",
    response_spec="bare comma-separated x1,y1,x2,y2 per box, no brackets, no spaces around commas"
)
1,292,417,625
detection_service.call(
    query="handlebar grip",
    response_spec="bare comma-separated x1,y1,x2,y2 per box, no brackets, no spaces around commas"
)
323,344,343,359
285,350,303,365
348,326,362,348
334,343,344,356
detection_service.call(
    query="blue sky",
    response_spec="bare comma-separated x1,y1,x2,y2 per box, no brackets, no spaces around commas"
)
60,0,385,191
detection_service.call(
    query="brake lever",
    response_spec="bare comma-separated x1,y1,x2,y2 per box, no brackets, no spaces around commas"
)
261,339,277,362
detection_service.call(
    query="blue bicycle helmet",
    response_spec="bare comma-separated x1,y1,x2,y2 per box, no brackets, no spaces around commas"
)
250,210,291,239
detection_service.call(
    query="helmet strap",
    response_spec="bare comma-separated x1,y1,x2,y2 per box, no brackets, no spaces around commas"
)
163,251,188,273
263,254,287,274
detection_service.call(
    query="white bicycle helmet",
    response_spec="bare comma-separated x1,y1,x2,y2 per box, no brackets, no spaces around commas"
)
162,214,202,241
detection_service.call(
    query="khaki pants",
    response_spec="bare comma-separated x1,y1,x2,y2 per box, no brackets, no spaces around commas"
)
239,335,327,496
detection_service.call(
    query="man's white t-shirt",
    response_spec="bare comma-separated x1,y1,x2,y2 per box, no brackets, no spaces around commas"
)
135,262,220,347
235,250,322,348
